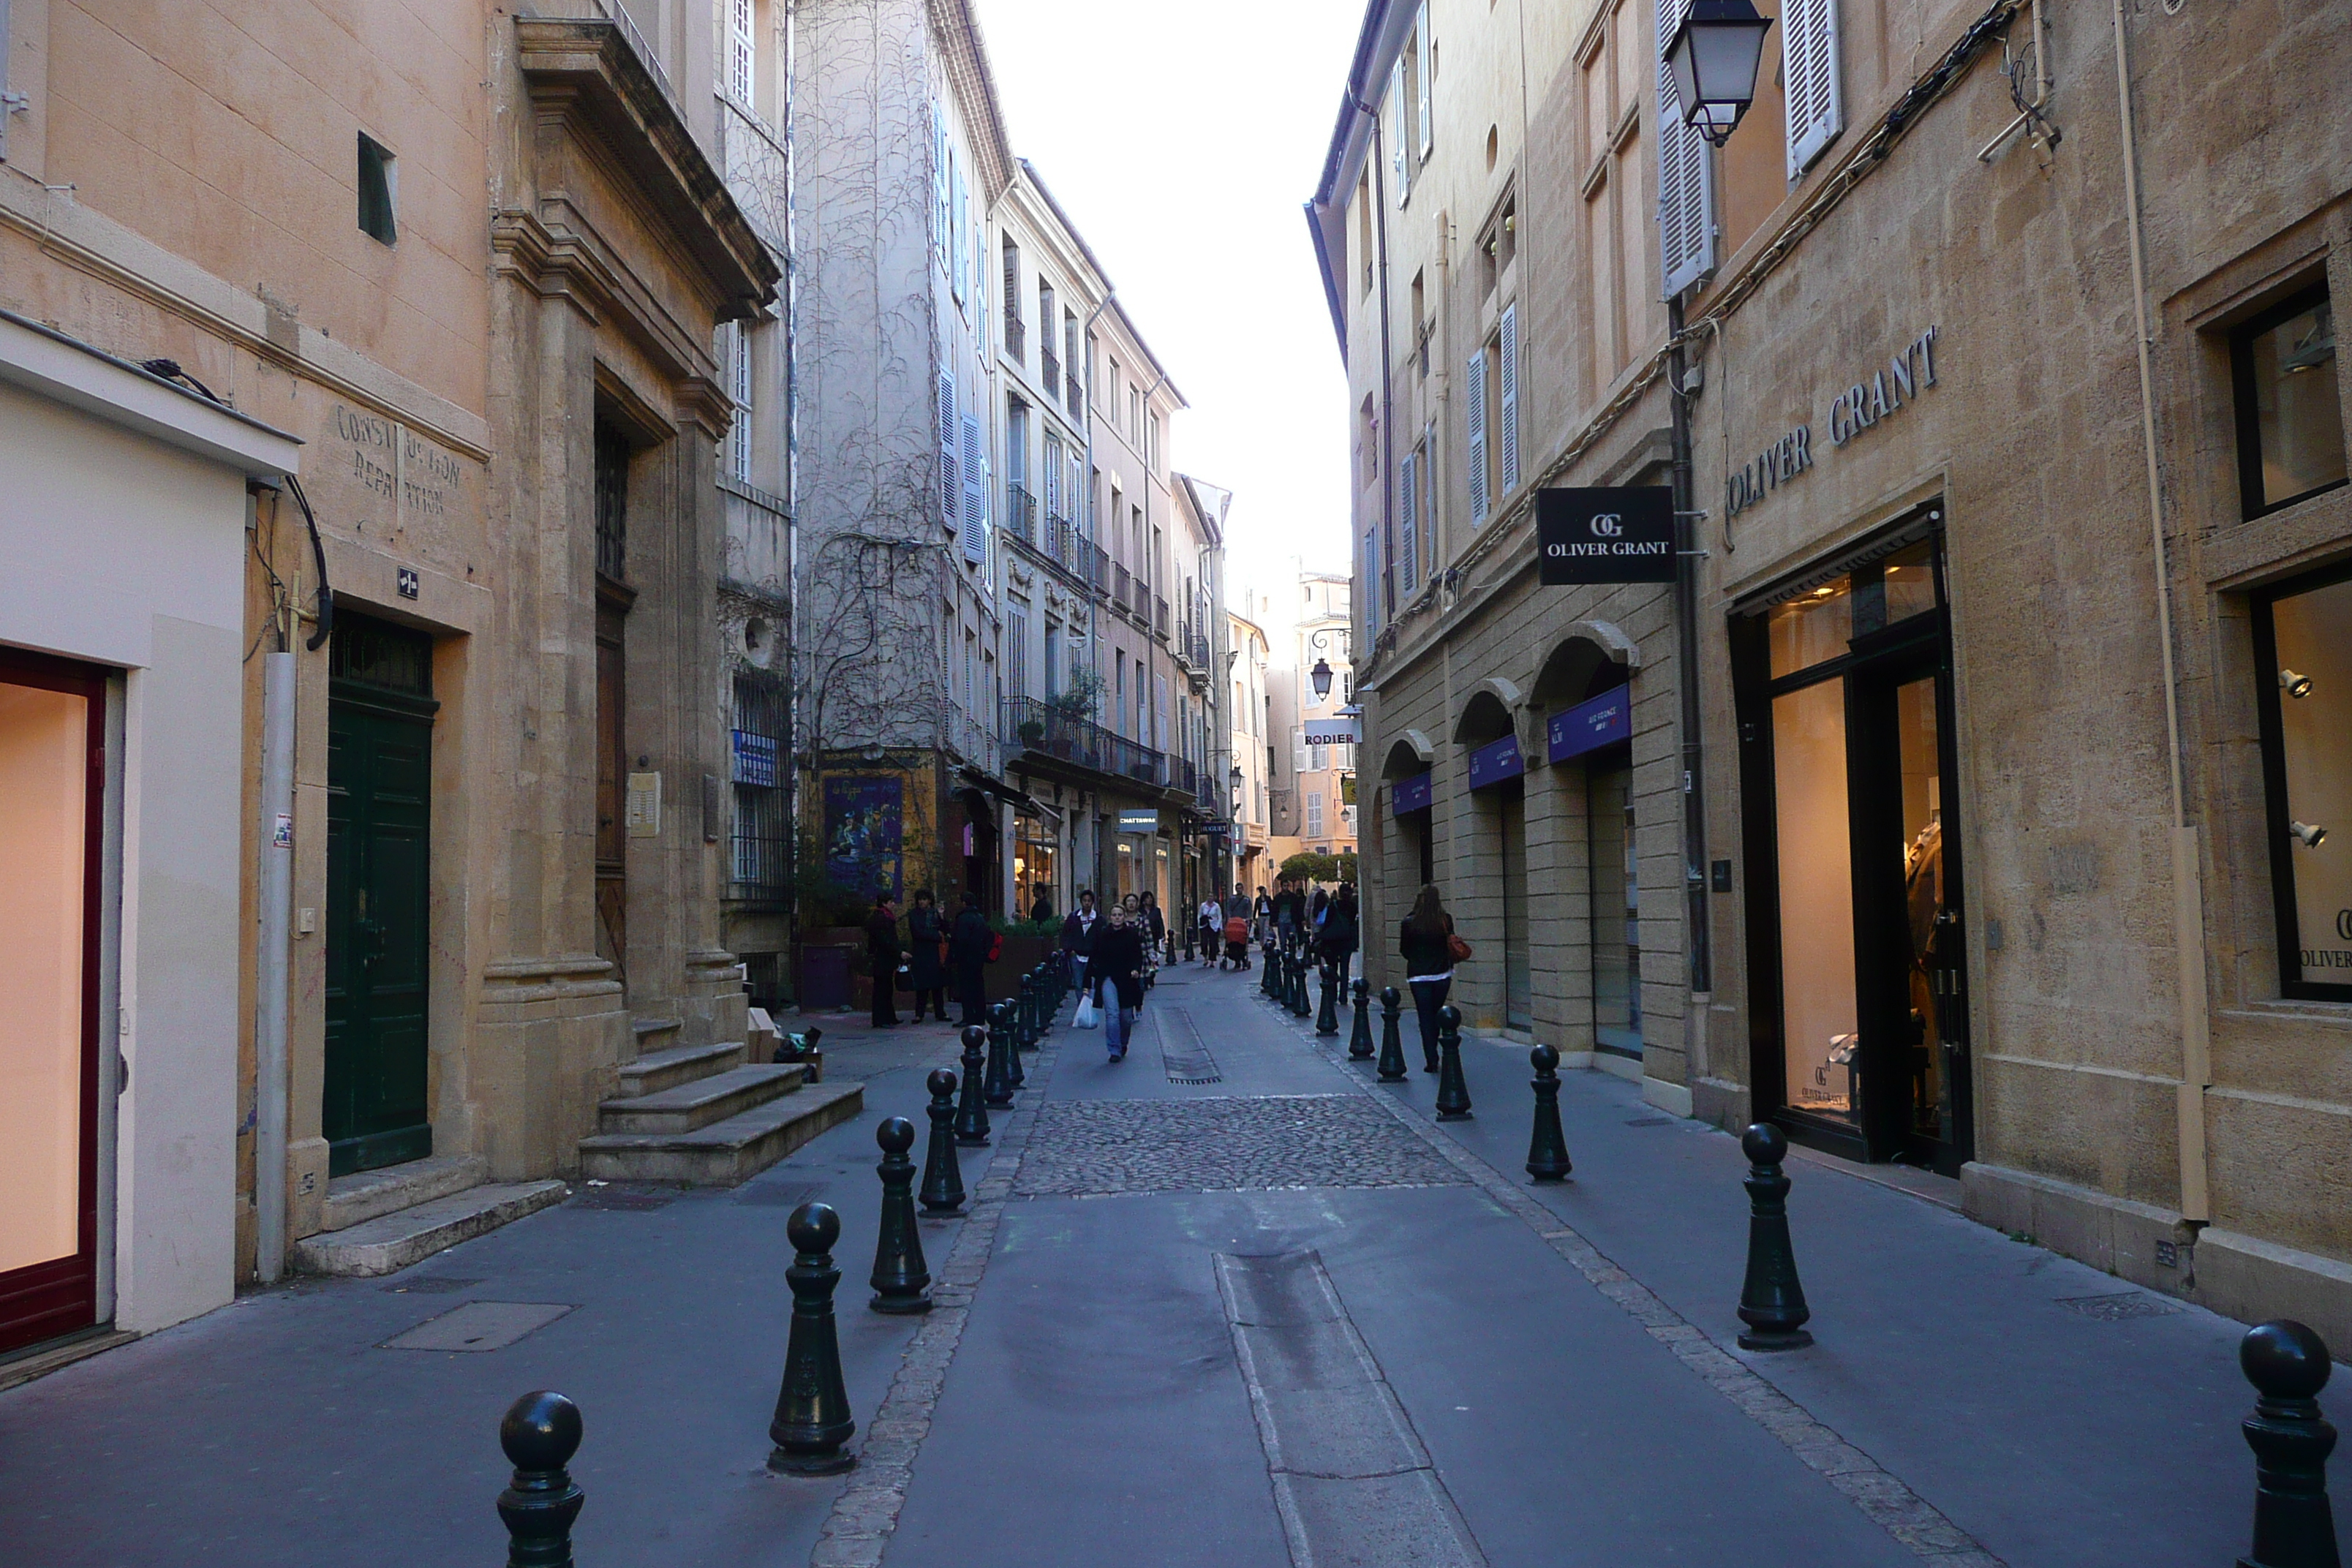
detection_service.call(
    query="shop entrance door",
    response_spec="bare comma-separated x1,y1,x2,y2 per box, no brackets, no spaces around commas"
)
1499,783,1532,1029
1850,652,1971,1171
325,618,436,1177
0,652,104,1355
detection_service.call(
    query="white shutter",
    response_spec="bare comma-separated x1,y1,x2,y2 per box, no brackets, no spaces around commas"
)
933,119,950,270
1390,57,1409,203
1398,451,1419,595
1782,0,1844,177
951,157,969,305
1416,7,1433,159
1656,0,1718,298
938,370,958,527
1497,303,1520,494
1466,348,1490,522
1043,437,1062,519
961,414,987,562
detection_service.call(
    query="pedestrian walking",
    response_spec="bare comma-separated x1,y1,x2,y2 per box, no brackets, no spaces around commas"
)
1317,882,1360,990
1139,891,1169,973
1399,883,1463,1074
1091,903,1147,1063
905,889,948,1023
1253,884,1273,943
865,894,904,1028
1061,889,1101,1002
1196,894,1222,968
948,892,994,1028
1273,876,1308,956
1030,888,1054,922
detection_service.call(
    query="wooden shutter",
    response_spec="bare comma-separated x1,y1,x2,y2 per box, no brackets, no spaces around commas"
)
1466,347,1490,522
1390,57,1410,203
938,370,958,527
1782,0,1844,177
1497,303,1520,494
961,414,987,562
1416,7,1433,159
1398,450,1419,595
1656,0,1718,298
1043,435,1062,519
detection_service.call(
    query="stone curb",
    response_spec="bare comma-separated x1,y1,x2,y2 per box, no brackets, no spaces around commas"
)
1262,989,2008,1568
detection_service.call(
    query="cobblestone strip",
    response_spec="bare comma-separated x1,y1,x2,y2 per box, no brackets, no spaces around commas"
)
1258,990,2007,1568
805,1033,1063,1568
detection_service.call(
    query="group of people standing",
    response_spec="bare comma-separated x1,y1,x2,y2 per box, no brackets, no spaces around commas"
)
864,889,997,1029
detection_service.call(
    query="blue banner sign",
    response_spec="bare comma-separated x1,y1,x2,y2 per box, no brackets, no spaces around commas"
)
1546,688,1631,764
1466,734,1525,791
1391,771,1432,814
732,728,778,788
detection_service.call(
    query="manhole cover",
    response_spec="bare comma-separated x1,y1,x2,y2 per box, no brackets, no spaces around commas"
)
2056,1292,2184,1322
381,1301,575,1352
380,1276,483,1296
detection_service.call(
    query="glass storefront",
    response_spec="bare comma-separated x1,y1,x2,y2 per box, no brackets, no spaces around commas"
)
1735,521,1971,1169
2256,568,2352,997
1589,761,1642,1059
1014,810,1058,918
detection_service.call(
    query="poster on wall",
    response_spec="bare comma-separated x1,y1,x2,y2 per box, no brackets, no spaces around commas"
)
824,775,903,901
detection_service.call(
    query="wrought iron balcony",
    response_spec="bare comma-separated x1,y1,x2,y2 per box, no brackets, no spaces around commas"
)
1113,564,1131,611
1002,697,1165,788
1003,481,1038,547
1004,312,1025,362
1065,371,1083,418
1154,596,1169,637
1040,348,1060,403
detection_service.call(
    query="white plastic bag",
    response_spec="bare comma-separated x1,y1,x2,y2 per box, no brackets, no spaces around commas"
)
1073,994,1101,1030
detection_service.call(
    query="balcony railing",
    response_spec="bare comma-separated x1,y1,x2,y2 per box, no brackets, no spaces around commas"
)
1004,312,1025,362
1112,565,1131,611
1190,630,1212,668
1040,348,1060,403
1065,370,1083,418
1003,481,1037,546
1003,697,1165,788
1154,596,1169,637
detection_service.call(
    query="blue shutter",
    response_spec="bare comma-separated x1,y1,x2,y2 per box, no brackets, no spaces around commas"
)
1498,303,1520,494
1398,451,1419,595
1466,348,1490,523
938,370,958,527
962,413,987,562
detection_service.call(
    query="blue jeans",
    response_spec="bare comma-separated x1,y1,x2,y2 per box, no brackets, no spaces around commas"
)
1104,997,1139,1056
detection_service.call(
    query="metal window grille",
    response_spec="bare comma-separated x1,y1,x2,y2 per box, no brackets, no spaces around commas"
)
730,671,788,894
595,423,629,581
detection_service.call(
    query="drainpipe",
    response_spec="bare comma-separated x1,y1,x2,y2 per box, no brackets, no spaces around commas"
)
2110,0,2209,1226
253,649,297,1283
1668,296,1711,1000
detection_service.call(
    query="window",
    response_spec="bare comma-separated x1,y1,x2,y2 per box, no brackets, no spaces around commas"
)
358,132,397,245
1782,0,1845,176
1001,238,1024,359
1311,741,1330,772
731,671,787,892
1307,792,1325,837
1358,172,1375,295
726,322,754,483
2255,565,2352,999
2232,287,2344,519
1009,607,1030,698
725,0,755,105
1466,344,1490,521
936,371,958,527
1498,302,1520,494
1657,0,1719,298
1390,50,1411,204
1044,625,1061,697
1148,413,1161,472
1359,396,1379,490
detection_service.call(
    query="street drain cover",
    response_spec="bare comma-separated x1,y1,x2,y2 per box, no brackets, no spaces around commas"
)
381,1301,575,1352
2056,1292,2184,1322
1158,1009,1223,1085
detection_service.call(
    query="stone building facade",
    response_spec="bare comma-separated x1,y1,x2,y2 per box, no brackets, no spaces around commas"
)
1319,0,2352,1341
1267,570,1363,873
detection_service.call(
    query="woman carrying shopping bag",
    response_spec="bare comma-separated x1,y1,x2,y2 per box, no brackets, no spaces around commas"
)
1092,903,1147,1063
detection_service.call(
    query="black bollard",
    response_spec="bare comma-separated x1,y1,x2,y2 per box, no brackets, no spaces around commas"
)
1315,961,1340,1035
918,1068,966,1215
1434,1005,1473,1118
1005,993,1028,1088
1376,987,1408,1080
1259,941,1274,996
953,1026,992,1146
497,1390,584,1568
2237,1320,2342,1568
1349,979,1375,1059
869,1117,932,1314
983,1001,1016,1108
1014,970,1036,1051
1735,1123,1814,1352
1292,951,1313,1018
1526,1044,1573,1180
768,1202,857,1474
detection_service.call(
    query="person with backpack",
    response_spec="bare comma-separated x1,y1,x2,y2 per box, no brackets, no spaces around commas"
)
948,892,995,1028
1092,902,1147,1063
1399,883,1463,1074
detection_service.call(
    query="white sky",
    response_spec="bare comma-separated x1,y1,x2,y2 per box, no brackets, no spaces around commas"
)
970,0,1362,622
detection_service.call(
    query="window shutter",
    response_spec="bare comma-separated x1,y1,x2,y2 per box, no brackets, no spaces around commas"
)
1497,303,1520,494
951,157,968,304
938,371,958,528
961,414,987,562
1466,347,1490,522
1417,10,1433,157
1398,451,1419,595
1390,57,1410,203
1656,0,1719,298
934,120,950,269
1043,437,1062,518
1781,0,1844,177
727,0,753,102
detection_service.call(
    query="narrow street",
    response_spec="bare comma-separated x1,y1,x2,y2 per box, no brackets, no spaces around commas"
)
0,965,2329,1567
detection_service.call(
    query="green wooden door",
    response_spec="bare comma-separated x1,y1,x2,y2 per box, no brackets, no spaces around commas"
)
325,643,436,1175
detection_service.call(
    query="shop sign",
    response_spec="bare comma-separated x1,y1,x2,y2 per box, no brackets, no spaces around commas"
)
1118,810,1159,833
1466,734,1526,790
732,728,778,788
1537,487,1676,584
1392,772,1433,814
1200,820,1230,837
1547,687,1631,763
1726,326,1940,521
1303,716,1360,744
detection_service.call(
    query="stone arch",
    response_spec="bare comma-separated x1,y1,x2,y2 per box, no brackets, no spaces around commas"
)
1382,730,1434,778
1529,623,1639,710
1451,677,1522,746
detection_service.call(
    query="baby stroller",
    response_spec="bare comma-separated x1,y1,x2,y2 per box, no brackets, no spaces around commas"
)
1222,916,1252,970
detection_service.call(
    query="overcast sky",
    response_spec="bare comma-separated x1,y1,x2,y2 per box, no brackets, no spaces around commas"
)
971,0,1362,622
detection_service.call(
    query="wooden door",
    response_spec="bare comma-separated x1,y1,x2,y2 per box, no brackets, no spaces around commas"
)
595,597,627,968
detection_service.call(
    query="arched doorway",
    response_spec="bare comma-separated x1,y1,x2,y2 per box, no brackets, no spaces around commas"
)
1455,685,1529,1030
1533,635,1639,1066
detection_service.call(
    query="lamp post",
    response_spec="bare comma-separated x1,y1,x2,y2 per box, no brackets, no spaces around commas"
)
1663,0,1774,147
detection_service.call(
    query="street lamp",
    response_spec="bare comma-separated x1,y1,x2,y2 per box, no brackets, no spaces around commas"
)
1311,657,1334,701
1664,0,1774,147
1307,627,1350,703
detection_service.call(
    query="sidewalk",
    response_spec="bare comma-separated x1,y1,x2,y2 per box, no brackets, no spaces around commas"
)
0,965,2337,1567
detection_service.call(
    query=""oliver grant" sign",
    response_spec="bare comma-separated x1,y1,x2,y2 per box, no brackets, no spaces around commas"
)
1725,327,1940,520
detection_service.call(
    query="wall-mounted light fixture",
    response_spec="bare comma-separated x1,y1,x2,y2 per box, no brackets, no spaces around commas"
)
2281,668,2315,698
2290,820,2328,849
1665,0,1774,147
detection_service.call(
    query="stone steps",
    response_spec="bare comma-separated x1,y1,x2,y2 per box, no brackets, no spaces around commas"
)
290,1180,568,1278
595,1063,808,1135
614,1039,746,1098
578,1080,864,1186
318,1152,489,1233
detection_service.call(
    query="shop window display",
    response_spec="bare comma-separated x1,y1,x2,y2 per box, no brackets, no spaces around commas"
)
2257,569,2352,997
2232,287,2345,520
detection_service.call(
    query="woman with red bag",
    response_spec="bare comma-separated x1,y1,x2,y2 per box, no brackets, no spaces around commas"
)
1398,883,1465,1074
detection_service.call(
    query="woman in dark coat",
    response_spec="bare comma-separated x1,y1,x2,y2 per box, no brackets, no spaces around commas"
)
1091,905,1147,1063
865,894,903,1028
947,893,994,1027
1316,883,1360,989
905,889,947,1023
1398,883,1458,1074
